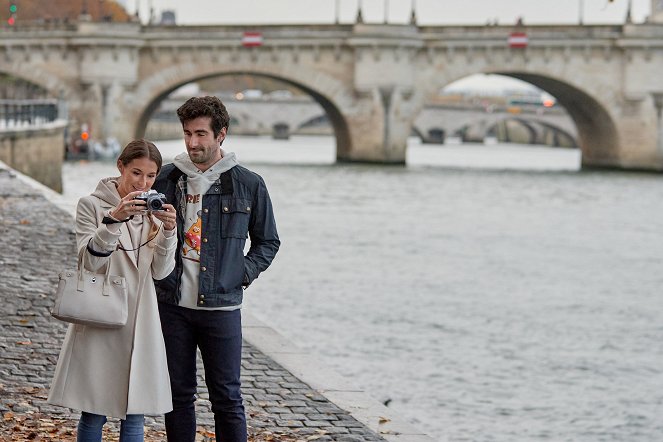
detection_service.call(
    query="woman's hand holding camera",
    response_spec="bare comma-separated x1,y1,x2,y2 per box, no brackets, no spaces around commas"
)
110,190,148,221
152,204,177,231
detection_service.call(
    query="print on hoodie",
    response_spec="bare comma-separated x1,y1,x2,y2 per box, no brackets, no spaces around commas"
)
183,209,202,262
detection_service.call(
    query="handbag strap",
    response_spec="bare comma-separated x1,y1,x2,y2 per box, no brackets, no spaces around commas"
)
76,243,114,296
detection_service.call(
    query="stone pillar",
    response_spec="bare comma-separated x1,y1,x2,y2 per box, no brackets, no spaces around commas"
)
344,23,423,164
339,86,419,164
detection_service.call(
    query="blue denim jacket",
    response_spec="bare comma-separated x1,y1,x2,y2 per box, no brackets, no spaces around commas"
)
152,163,280,308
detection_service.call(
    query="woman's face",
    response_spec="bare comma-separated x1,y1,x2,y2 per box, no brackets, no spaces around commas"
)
116,156,159,198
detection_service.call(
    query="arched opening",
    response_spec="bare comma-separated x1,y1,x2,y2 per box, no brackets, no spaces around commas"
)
0,73,51,100
496,72,618,166
297,114,331,136
272,122,290,140
425,128,446,144
475,117,577,148
136,73,349,164
412,72,610,170
0,72,71,152
0,73,59,129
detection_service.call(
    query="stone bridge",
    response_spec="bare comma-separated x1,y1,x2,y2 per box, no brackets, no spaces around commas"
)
3,18,663,169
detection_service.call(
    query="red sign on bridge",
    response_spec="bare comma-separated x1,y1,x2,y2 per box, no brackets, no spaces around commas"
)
241,32,263,47
508,32,528,48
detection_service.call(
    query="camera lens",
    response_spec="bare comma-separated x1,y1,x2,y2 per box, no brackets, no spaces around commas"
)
147,197,163,211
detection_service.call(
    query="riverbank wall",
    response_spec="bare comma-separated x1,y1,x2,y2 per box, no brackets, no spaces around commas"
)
0,121,67,192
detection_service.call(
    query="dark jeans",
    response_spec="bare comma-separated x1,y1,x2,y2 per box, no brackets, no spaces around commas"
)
158,302,247,442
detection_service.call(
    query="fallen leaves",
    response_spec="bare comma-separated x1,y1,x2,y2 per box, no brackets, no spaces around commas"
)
1,411,76,441
0,385,312,441
249,429,306,442
1,412,311,442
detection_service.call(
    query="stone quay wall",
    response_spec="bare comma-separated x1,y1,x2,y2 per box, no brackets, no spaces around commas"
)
0,121,67,192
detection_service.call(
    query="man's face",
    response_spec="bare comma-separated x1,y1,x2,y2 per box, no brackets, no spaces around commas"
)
182,116,226,171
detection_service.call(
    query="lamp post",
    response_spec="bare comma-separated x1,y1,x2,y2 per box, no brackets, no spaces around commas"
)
335,0,340,24
578,0,584,24
384,0,389,23
410,0,417,25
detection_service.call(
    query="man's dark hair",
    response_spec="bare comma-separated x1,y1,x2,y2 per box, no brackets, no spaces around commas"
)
176,96,230,138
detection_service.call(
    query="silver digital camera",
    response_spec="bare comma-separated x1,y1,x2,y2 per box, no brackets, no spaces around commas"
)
136,189,167,211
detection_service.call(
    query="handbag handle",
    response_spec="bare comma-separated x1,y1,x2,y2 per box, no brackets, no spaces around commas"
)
76,244,114,297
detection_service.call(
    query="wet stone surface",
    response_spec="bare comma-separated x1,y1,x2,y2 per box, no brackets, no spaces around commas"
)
0,169,385,441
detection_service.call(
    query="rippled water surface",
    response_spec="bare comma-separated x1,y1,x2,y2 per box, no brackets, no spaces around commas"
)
62,136,663,441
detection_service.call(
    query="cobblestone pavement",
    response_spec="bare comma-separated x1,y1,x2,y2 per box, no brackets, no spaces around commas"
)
0,168,386,441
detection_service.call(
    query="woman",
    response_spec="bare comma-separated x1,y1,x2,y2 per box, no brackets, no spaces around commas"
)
48,139,178,441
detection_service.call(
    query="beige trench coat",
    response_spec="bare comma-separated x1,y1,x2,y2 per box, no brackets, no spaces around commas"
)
48,182,176,419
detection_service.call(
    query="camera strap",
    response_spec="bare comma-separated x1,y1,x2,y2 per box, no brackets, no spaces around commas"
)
102,215,133,225
117,224,162,252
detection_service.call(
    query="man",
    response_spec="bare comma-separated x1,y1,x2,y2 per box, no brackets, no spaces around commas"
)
153,96,280,441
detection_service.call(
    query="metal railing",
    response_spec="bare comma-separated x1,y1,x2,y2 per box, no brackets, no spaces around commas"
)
0,99,60,130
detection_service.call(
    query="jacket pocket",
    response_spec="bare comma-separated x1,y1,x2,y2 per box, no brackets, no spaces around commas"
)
221,198,251,239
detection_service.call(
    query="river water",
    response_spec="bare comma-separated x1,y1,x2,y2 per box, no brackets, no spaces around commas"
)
61,136,663,442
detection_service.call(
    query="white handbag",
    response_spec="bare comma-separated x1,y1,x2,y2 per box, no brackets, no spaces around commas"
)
51,252,128,329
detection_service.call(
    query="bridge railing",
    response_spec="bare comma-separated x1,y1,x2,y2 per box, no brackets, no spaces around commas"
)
0,99,60,131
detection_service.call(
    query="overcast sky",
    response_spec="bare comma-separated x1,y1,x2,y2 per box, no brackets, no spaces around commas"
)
124,0,651,26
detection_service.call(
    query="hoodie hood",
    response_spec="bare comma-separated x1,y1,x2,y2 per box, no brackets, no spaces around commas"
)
91,177,122,207
172,149,238,178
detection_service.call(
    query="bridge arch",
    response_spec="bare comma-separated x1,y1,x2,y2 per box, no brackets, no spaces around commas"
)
427,70,619,166
0,66,75,101
485,117,577,147
496,72,618,164
451,116,577,147
512,118,578,147
297,114,329,131
130,65,354,159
